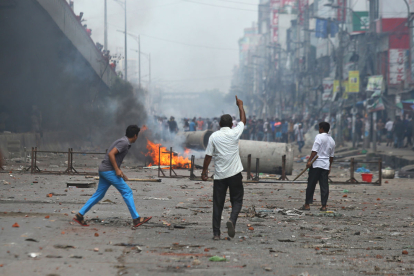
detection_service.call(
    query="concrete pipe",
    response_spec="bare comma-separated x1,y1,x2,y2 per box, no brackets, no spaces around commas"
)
238,140,293,175
177,130,213,150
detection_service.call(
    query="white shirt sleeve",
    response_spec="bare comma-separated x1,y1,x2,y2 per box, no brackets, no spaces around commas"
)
231,122,245,139
311,135,321,152
205,136,215,156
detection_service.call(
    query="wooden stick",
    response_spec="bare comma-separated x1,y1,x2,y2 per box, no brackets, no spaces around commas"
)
293,156,318,181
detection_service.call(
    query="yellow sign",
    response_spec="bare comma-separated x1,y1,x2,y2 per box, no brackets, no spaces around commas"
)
348,71,360,93
342,81,349,99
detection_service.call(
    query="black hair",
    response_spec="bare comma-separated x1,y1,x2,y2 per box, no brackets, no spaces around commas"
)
319,122,330,133
125,125,140,138
220,114,233,128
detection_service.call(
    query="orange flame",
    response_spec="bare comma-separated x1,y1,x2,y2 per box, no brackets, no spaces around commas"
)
145,140,191,168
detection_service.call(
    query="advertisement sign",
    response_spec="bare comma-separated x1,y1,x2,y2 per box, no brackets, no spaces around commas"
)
352,11,369,33
348,71,360,93
331,80,340,102
315,19,328,38
322,78,333,101
337,0,347,22
298,0,308,25
273,27,279,43
281,0,295,13
389,49,407,85
270,0,281,10
322,93,331,101
366,75,383,92
272,10,279,26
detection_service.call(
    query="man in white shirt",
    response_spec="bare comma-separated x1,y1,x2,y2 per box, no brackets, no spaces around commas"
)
299,122,335,211
202,96,246,240
385,118,394,146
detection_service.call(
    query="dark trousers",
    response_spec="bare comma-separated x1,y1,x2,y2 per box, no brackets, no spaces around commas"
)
306,166,329,206
297,141,304,153
213,172,244,236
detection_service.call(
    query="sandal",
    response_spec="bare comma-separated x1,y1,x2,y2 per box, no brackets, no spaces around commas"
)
133,216,152,228
298,205,310,211
73,213,89,226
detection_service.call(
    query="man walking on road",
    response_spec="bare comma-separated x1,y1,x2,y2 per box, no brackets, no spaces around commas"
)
201,96,246,240
73,125,152,228
299,122,335,211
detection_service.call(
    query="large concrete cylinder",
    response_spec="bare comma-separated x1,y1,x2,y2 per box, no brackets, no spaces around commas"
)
238,140,293,175
177,130,213,150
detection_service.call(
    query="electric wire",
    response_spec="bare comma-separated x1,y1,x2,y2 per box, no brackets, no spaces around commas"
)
182,0,257,12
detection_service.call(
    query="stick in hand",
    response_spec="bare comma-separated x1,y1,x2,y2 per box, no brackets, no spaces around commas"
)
293,156,319,181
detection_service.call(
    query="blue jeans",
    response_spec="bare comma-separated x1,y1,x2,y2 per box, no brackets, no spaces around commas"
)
79,170,140,219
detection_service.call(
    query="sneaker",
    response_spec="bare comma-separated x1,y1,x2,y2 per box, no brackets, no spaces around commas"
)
226,221,235,238
213,235,220,240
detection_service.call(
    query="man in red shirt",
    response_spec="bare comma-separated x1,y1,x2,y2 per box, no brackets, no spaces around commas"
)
197,117,204,131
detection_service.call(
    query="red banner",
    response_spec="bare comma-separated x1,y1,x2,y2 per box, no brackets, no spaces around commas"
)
273,27,279,43
272,10,279,26
337,0,347,22
298,0,308,25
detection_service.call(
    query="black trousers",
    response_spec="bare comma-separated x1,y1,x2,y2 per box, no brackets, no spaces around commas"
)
306,166,329,206
213,172,244,236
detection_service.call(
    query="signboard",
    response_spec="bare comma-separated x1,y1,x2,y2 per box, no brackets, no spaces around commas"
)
322,78,333,101
348,71,360,93
323,78,333,93
273,27,279,43
281,0,295,13
337,0,347,22
272,10,279,26
271,8,279,43
389,49,407,85
298,0,308,25
332,80,340,102
315,19,328,38
322,93,331,101
352,11,369,33
270,0,281,10
366,75,383,92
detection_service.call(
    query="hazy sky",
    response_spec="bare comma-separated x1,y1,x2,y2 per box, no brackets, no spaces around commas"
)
73,0,258,93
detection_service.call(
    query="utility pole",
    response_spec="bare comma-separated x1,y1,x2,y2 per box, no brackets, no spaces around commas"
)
296,0,301,115
138,35,141,87
336,0,347,146
104,0,108,51
148,53,151,89
304,2,310,117
124,0,127,81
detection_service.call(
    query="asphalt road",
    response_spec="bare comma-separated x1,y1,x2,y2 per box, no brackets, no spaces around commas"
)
0,150,413,276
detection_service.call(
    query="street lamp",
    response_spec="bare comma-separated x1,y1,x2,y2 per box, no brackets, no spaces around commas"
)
131,49,151,89
117,30,141,87
113,0,127,81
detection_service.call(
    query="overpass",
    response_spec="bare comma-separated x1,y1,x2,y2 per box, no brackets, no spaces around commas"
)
0,0,118,133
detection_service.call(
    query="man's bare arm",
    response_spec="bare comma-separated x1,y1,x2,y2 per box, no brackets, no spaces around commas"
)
201,155,212,181
108,147,123,178
236,96,246,125
328,157,334,175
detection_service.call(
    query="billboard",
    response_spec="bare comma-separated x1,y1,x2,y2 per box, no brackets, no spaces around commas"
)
352,11,369,33
389,49,407,85
348,71,360,93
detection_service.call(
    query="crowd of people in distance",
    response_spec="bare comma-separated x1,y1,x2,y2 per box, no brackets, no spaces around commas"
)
150,115,316,153
152,112,414,152
338,113,414,149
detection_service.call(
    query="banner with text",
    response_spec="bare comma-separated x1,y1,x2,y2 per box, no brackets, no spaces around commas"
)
348,71,360,93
